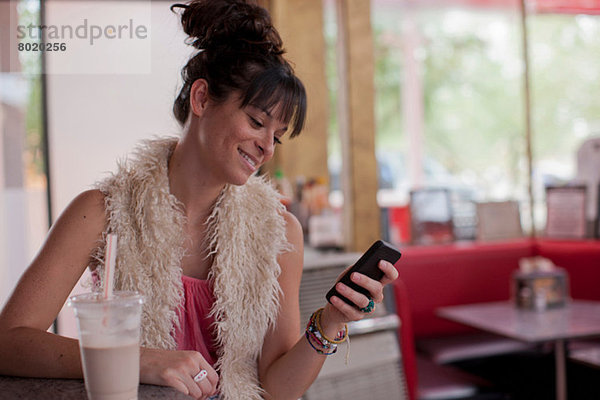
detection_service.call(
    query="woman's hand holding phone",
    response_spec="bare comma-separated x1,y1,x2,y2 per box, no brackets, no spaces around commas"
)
320,241,401,332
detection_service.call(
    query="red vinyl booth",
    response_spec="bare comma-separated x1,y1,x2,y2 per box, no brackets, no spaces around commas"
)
392,238,600,399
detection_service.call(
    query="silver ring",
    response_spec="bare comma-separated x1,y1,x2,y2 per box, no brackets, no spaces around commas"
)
193,369,208,383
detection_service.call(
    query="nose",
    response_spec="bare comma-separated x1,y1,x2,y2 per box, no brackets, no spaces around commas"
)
257,132,275,160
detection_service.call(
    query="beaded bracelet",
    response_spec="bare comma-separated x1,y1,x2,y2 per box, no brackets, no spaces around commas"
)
305,330,338,355
305,308,349,356
305,310,336,350
314,308,348,344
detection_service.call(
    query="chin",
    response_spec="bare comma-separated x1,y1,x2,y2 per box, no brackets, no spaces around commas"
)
228,173,253,186
230,180,249,186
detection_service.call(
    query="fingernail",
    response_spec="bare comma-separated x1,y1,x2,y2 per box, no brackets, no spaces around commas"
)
352,272,361,281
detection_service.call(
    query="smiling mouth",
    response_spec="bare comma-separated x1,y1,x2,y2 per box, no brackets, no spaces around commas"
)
238,149,257,169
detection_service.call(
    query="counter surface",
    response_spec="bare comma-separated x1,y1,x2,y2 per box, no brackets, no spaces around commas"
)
0,375,192,399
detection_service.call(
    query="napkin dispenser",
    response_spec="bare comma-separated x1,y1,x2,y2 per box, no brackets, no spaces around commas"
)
513,257,569,310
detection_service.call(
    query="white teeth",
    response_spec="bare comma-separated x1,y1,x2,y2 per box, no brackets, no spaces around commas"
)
239,150,256,167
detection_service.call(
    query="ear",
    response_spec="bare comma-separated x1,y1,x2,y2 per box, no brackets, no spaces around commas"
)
190,79,209,117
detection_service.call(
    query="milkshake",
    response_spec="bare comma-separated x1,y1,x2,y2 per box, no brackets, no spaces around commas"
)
81,342,139,400
69,291,144,400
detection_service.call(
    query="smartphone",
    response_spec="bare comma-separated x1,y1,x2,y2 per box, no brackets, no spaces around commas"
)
325,240,402,307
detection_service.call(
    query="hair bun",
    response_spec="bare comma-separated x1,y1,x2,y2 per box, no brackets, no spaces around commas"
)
171,0,283,55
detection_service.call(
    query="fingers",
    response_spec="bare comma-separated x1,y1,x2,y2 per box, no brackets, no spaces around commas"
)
147,350,218,400
329,294,366,320
194,367,218,390
327,260,399,324
349,271,385,303
334,279,374,308
183,368,217,399
335,260,399,308
182,372,204,399
378,260,399,286
179,369,217,399
205,368,219,391
192,363,218,399
166,376,191,397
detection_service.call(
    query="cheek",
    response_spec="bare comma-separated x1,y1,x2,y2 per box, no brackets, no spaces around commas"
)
201,111,251,150
231,125,254,144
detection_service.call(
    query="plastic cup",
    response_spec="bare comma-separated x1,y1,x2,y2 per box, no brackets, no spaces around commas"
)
68,291,144,400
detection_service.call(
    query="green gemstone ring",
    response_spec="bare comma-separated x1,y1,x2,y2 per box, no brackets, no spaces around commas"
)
359,298,375,313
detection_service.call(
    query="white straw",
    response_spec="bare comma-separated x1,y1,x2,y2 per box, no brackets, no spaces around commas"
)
103,234,118,300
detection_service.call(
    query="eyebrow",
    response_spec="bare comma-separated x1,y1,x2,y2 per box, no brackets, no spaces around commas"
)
248,103,274,118
259,107,275,121
250,105,289,132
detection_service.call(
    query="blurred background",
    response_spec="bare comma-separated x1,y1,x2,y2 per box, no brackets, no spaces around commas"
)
2,0,600,331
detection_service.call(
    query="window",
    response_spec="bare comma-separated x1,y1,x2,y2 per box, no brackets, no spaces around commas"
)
528,12,600,231
0,0,49,307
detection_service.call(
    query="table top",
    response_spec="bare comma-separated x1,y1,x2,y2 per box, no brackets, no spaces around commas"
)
437,300,600,343
0,375,192,400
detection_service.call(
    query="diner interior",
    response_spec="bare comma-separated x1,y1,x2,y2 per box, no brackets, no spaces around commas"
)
2,0,600,399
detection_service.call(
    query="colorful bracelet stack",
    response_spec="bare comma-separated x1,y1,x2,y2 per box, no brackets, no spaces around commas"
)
305,307,349,356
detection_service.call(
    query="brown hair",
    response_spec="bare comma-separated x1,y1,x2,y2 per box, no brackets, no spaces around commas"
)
170,0,306,137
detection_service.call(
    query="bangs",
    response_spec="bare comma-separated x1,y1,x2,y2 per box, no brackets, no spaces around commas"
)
240,66,307,138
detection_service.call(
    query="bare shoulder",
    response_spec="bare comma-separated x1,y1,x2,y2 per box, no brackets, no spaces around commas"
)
35,188,107,288
50,189,107,235
276,210,303,289
66,189,106,222
281,210,303,253
74,188,105,207
39,189,108,271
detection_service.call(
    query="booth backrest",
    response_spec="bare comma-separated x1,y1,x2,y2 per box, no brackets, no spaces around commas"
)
396,238,600,339
535,239,600,302
397,239,536,338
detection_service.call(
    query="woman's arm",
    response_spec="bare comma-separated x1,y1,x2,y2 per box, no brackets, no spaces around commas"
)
256,211,319,399
0,189,107,377
0,189,219,399
257,211,399,400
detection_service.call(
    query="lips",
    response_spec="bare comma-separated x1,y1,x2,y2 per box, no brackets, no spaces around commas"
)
238,148,258,170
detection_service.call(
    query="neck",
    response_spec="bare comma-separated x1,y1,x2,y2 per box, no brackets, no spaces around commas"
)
168,132,224,226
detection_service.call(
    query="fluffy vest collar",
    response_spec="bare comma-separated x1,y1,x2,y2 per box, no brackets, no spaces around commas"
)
92,137,290,399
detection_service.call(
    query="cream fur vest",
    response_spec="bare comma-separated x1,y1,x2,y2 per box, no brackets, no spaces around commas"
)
91,137,290,400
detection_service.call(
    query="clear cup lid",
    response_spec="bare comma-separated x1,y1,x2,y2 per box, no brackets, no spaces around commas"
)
67,291,144,308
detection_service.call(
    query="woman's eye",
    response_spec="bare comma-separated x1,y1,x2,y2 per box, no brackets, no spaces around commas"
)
273,137,282,145
249,117,263,128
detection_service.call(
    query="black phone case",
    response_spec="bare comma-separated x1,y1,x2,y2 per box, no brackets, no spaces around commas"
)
325,240,402,307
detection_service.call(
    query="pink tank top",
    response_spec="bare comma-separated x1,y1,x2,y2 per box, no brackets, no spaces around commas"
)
174,275,219,366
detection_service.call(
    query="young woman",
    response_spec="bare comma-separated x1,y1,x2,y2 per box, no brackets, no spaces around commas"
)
0,1,398,399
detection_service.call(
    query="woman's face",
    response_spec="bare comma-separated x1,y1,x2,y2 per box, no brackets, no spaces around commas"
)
193,93,288,186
